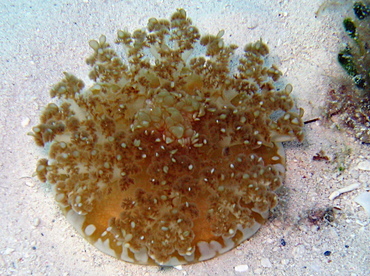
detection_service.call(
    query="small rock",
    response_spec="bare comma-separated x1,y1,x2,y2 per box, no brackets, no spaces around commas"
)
234,249,243,256
32,218,41,227
358,174,369,184
354,192,370,216
261,258,272,268
280,238,286,246
278,11,289,17
21,117,30,128
264,238,274,244
234,264,249,272
24,180,36,187
254,268,263,274
356,160,370,171
3,248,15,255
349,169,359,179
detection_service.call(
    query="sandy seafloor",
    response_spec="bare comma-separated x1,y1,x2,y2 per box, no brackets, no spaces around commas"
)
0,0,369,275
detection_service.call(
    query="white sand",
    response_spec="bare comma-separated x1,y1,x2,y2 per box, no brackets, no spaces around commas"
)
1,0,369,275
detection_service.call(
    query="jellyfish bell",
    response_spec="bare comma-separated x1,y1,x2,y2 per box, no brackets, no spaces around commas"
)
30,9,303,266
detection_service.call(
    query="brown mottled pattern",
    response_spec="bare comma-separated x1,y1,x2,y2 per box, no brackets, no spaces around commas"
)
30,9,303,265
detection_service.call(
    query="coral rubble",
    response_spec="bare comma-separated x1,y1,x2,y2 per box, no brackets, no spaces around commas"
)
326,1,370,143
30,9,303,265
